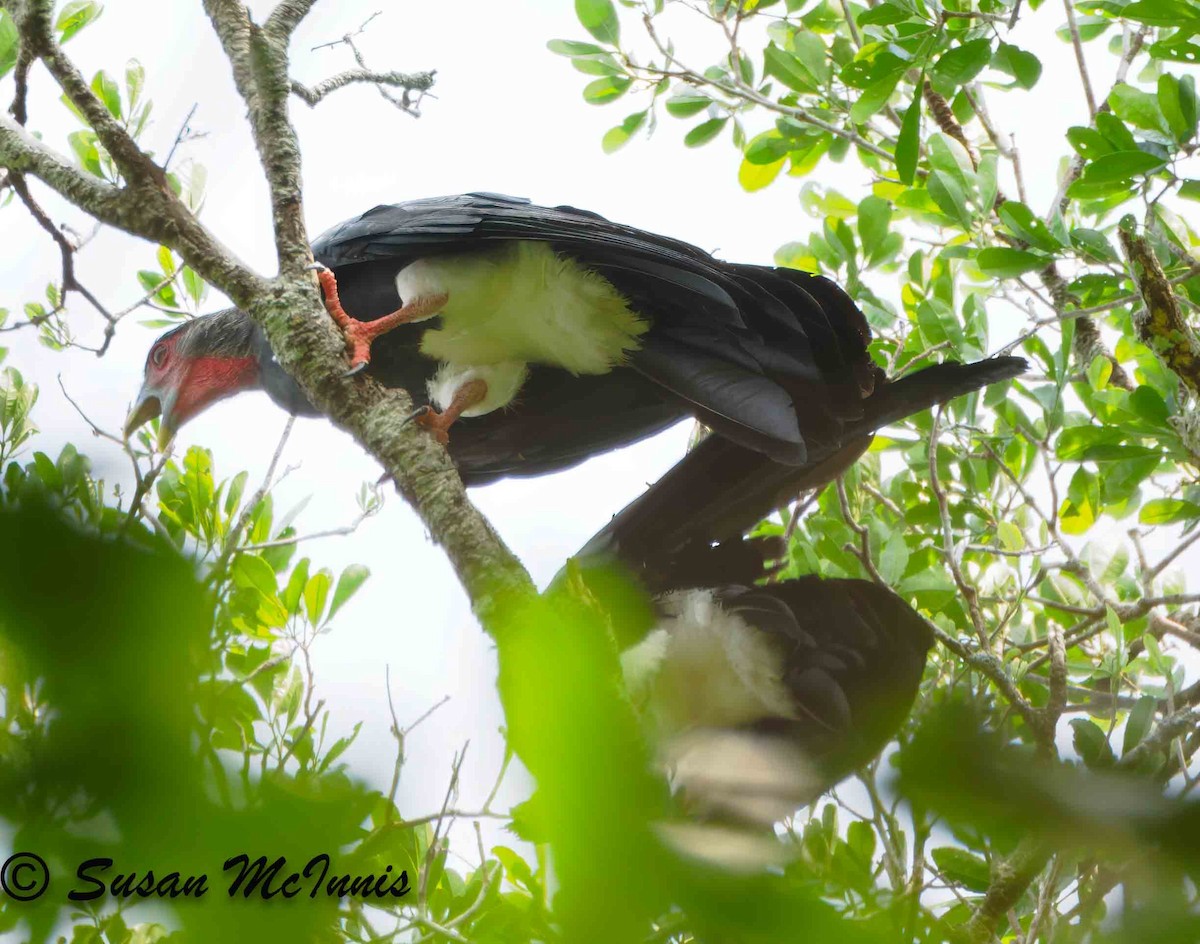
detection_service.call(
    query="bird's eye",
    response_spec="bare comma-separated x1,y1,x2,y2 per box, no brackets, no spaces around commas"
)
151,345,168,368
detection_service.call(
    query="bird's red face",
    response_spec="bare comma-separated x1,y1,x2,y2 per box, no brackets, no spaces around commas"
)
125,319,259,449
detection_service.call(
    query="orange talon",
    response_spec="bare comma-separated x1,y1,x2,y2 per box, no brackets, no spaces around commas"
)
311,265,448,373
410,378,489,446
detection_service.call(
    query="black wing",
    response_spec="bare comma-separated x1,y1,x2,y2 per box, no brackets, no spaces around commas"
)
312,193,879,464
716,578,932,788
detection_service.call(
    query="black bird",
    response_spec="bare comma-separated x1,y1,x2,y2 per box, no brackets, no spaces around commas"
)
125,192,1023,487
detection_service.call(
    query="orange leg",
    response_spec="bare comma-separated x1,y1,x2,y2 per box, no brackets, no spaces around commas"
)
410,379,488,445
312,266,448,374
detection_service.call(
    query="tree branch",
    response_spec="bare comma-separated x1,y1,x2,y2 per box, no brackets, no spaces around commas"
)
0,114,264,302
959,838,1052,944
1061,0,1098,118
291,68,435,110
1119,226,1200,397
202,0,310,278
192,1,534,621
264,0,319,40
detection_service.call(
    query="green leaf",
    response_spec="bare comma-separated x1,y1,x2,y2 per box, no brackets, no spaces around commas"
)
933,39,993,86
1109,84,1168,134
1070,718,1115,768
601,111,647,153
997,201,1063,252
0,10,18,80
1138,498,1200,524
684,117,727,147
68,130,102,177
1060,467,1100,534
1122,0,1200,27
850,70,902,124
1158,73,1198,142
1130,385,1170,424
1089,150,1168,182
857,195,892,261
744,130,790,165
1122,695,1158,755
997,520,1025,551
764,44,816,92
575,0,620,44
329,564,370,621
926,175,970,226
304,569,332,626
895,91,921,185
931,848,991,892
1149,37,1200,63
790,31,830,85
91,70,121,120
182,266,205,305
1067,126,1117,160
857,1,914,24
991,43,1042,89
1095,113,1137,150
1056,425,1127,460
283,558,310,614
1070,150,1167,189
232,554,278,598
1070,228,1119,262
56,0,102,44
582,75,631,105
125,58,145,110
665,92,711,118
878,531,909,583
976,247,1050,278
739,155,786,191
547,39,606,58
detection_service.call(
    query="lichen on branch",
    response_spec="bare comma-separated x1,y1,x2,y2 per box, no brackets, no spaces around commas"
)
1120,227,1200,399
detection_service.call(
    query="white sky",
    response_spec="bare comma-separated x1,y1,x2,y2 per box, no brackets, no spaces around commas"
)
2,0,1192,884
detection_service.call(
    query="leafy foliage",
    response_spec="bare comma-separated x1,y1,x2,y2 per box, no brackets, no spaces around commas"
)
543,0,1200,940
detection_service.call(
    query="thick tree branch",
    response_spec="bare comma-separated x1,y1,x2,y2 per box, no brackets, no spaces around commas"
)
191,1,534,623
959,839,1051,944
0,115,132,221
264,0,319,40
202,0,310,278
1119,227,1200,397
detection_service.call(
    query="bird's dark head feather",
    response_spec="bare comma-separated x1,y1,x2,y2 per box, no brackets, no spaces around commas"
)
125,308,262,448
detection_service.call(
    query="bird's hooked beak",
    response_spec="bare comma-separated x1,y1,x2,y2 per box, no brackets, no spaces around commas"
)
124,384,176,451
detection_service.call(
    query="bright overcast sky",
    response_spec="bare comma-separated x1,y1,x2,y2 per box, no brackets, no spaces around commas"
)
0,0,1159,856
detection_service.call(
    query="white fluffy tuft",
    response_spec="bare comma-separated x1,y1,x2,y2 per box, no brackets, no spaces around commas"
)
427,361,528,416
641,589,797,737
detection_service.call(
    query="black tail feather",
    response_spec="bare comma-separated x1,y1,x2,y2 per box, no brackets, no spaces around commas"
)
574,355,1026,594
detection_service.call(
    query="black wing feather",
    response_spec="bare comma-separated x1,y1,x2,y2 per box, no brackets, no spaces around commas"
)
715,577,933,780
312,193,875,463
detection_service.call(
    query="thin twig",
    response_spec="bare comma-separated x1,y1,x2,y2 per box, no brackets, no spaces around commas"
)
1061,0,1098,118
